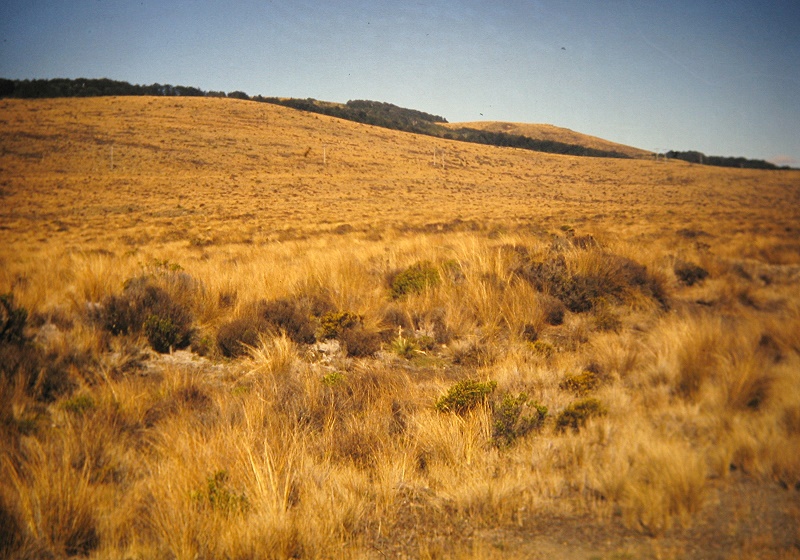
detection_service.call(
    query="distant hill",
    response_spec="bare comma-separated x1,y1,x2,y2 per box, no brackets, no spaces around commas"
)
443,122,651,159
3,77,787,167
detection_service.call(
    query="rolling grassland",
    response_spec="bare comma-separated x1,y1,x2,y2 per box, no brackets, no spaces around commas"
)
1,96,800,559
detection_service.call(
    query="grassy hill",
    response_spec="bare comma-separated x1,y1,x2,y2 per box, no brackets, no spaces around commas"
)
1,96,800,559
443,121,652,159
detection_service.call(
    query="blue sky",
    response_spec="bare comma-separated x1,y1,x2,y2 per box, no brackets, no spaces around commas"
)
2,1,799,165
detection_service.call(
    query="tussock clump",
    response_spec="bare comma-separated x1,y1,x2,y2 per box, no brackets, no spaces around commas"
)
555,398,607,432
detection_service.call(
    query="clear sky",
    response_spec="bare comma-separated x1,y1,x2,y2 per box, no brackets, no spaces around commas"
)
2,1,799,165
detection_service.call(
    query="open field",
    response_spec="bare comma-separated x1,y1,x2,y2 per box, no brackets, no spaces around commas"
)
1,96,800,559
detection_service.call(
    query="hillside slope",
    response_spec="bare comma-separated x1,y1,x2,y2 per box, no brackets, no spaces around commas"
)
2,96,797,253
444,121,652,159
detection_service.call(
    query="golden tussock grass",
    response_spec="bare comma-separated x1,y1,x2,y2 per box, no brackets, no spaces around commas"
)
2,96,800,558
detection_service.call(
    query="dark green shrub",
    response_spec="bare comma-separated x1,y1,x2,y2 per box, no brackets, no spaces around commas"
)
492,393,548,447
674,261,709,286
0,293,27,345
555,398,607,432
435,379,497,415
389,261,440,299
144,314,192,353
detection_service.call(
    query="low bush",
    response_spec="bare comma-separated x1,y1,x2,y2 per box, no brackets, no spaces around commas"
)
191,470,249,516
492,392,548,447
559,370,602,395
435,379,497,415
389,261,440,299
674,261,709,286
0,293,27,345
316,311,362,340
529,340,555,357
519,253,668,312
258,298,316,344
339,325,381,357
555,398,607,432
217,297,319,358
451,341,495,367
101,277,194,353
143,313,192,353
216,316,264,358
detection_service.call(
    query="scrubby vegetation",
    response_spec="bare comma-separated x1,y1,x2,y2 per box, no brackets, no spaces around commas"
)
1,96,799,558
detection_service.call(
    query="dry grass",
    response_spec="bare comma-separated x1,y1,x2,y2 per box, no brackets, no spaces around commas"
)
1,96,799,558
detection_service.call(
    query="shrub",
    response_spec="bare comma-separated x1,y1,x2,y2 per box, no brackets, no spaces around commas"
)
529,340,555,357
674,261,709,286
316,311,362,340
0,293,27,345
61,394,96,415
492,393,548,447
216,316,264,358
144,313,191,353
389,261,440,299
191,470,249,516
451,341,495,367
101,277,194,352
258,298,316,344
559,370,601,395
321,371,345,386
435,379,497,415
521,323,538,342
593,300,622,332
540,295,566,326
519,253,668,313
339,325,381,357
555,398,607,432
